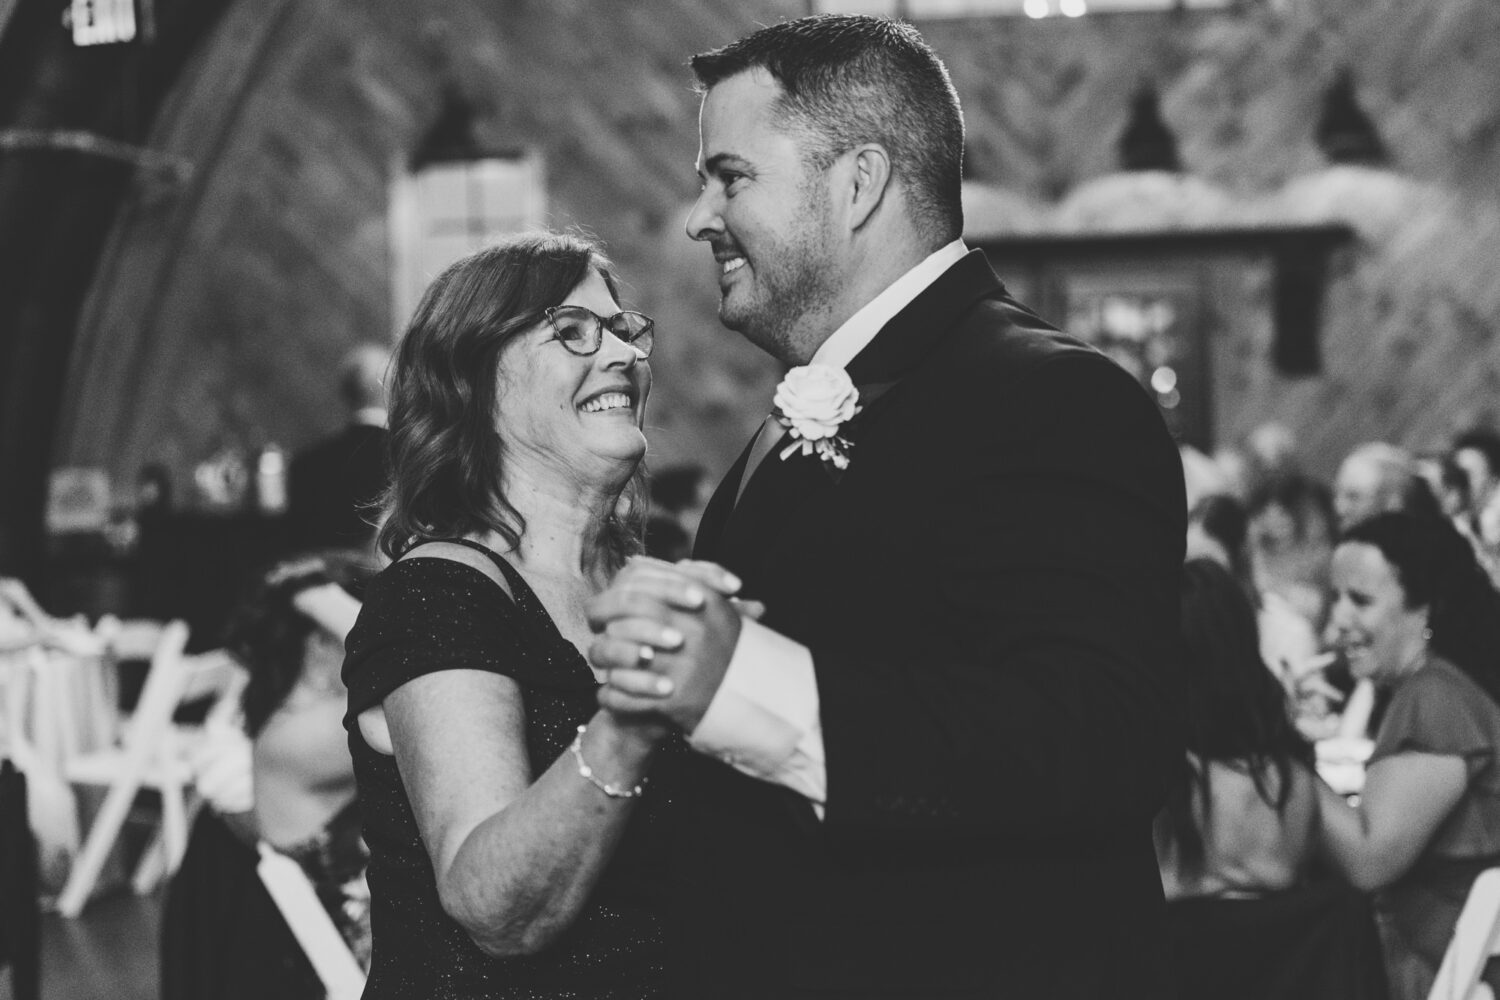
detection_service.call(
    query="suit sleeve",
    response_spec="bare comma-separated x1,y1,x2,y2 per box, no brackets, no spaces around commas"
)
815,352,1187,843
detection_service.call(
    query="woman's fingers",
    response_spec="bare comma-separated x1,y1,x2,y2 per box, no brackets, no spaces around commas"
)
604,616,685,652
598,683,669,717
620,557,741,596
603,667,675,698
588,636,675,695
729,597,767,621
669,560,742,595
587,572,722,636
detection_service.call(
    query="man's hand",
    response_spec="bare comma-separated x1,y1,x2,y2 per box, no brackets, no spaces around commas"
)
587,558,745,733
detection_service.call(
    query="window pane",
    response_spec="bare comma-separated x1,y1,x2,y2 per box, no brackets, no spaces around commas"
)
390,155,547,335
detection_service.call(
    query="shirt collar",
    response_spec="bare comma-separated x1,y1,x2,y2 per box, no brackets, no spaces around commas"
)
809,239,968,372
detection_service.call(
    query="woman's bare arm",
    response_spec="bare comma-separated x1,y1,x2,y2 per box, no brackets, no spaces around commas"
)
378,668,657,957
1316,752,1467,890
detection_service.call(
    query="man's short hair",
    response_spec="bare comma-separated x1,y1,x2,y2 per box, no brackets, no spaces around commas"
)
1453,427,1500,476
690,14,965,243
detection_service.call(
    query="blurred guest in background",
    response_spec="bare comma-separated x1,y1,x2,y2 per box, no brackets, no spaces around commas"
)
648,463,712,542
238,557,369,964
1333,443,1441,532
1428,451,1473,523
1187,495,1253,595
1181,444,1232,512
1247,473,1336,626
287,342,391,553
342,232,679,998
642,513,690,562
1158,558,1319,903
1244,422,1303,490
1189,495,1322,692
1317,512,1500,1000
1451,428,1500,531
1158,560,1388,999
644,463,712,561
136,463,173,519
162,554,371,1000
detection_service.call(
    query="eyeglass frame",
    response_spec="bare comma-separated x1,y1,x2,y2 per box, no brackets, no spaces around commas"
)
539,305,656,359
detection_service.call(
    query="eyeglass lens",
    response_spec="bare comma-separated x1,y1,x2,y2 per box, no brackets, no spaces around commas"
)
549,306,654,357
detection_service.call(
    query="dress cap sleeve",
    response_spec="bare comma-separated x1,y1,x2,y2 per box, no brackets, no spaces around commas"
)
1371,658,1497,777
341,557,575,725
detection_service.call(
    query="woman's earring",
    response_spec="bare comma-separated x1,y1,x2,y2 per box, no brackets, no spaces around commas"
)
1423,625,1434,642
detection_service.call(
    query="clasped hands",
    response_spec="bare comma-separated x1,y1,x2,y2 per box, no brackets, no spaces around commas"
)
587,557,760,734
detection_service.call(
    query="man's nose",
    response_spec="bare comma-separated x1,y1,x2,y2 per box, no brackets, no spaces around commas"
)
686,188,722,243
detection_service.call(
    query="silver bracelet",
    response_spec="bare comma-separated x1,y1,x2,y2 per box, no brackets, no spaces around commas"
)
569,724,648,799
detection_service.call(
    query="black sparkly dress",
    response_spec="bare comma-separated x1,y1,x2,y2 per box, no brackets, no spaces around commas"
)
343,541,678,999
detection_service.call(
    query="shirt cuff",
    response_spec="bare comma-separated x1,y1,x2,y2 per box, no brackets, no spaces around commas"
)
688,618,827,808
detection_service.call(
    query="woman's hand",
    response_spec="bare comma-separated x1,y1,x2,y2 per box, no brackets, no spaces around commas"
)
589,558,747,733
594,696,673,745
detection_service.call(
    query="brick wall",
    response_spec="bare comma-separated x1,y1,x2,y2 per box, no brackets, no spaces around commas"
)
53,0,1500,498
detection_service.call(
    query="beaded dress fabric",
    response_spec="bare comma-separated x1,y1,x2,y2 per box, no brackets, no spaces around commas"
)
343,540,678,999
280,800,372,970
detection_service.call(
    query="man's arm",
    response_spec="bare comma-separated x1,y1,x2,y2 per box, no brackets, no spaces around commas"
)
595,353,1185,840
687,618,826,804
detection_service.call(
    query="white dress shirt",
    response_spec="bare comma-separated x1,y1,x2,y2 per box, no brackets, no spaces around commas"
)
689,240,969,812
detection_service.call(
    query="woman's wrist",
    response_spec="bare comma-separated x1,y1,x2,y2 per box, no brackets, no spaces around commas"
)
571,711,659,795
570,724,648,799
585,709,661,758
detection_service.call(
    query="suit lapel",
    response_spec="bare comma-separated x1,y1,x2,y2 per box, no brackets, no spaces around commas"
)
696,251,1009,573
694,435,753,563
714,437,832,583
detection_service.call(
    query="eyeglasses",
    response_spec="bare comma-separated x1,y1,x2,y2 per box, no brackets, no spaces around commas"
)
542,305,655,358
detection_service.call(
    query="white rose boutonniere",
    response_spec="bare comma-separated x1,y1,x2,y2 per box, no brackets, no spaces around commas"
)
772,364,862,472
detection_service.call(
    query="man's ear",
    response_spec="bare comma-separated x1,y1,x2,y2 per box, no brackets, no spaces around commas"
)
846,143,892,232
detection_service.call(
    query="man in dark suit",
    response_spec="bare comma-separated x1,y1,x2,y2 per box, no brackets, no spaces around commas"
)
589,15,1185,998
287,342,390,552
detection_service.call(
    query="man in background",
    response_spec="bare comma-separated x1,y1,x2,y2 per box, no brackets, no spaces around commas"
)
287,342,389,553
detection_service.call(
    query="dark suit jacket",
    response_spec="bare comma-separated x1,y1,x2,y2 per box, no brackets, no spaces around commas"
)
287,422,387,552
679,251,1187,998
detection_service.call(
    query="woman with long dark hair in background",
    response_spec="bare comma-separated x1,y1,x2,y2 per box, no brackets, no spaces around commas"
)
1159,558,1319,902
1159,558,1386,999
162,553,371,1000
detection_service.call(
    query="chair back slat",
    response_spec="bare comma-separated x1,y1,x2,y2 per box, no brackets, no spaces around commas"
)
56,619,191,918
256,842,367,1000
1430,868,1500,1000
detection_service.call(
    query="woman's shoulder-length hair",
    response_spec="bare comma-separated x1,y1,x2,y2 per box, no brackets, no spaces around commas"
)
1340,511,1500,704
376,231,645,565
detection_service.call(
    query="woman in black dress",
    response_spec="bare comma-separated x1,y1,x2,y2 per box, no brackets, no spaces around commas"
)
343,233,695,998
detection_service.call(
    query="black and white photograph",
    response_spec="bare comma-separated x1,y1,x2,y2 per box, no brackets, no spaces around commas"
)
2,1,1499,998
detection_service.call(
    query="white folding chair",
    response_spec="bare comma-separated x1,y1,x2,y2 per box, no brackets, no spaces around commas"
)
2,644,84,885
256,842,367,1000
129,654,249,895
1430,867,1500,1000
56,619,214,917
